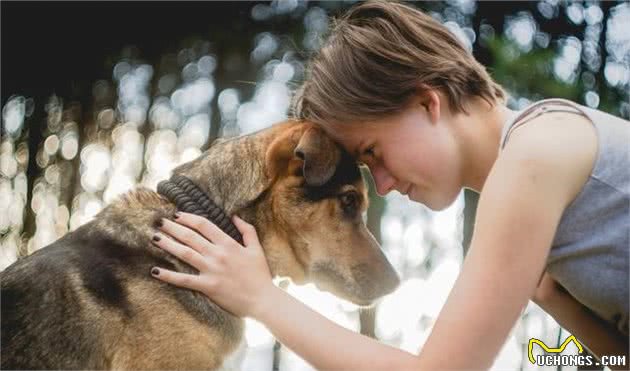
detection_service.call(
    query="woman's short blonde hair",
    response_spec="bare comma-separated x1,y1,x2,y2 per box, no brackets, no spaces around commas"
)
294,1,505,125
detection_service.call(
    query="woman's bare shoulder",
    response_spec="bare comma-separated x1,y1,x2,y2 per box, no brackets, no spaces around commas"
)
499,111,598,208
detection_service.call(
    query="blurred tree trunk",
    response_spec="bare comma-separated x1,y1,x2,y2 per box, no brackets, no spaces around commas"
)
463,189,479,257
60,102,82,212
21,102,46,256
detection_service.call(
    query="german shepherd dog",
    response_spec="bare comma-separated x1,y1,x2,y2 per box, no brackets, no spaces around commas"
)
1,121,400,370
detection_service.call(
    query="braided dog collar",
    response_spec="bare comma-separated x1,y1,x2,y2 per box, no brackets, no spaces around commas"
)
157,174,243,245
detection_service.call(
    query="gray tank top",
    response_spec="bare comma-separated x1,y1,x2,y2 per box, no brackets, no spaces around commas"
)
500,98,630,336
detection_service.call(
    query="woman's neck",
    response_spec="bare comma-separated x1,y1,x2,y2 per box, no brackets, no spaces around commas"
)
456,100,518,193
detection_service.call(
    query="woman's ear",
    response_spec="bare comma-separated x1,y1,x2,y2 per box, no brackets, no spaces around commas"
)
415,88,441,124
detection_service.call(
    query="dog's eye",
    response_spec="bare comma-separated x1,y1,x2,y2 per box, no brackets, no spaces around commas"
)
339,191,358,210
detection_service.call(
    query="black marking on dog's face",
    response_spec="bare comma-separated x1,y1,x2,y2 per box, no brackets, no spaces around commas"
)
338,190,361,218
302,152,362,201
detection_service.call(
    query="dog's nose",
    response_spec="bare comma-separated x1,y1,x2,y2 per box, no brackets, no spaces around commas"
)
361,267,399,303
381,266,401,295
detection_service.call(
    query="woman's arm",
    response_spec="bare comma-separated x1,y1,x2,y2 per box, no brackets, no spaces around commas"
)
151,113,601,369
152,214,421,370
533,273,629,367
254,283,421,370
150,125,568,369
407,113,599,369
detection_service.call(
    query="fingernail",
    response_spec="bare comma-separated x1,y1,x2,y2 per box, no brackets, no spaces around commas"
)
174,212,181,219
154,219,164,228
151,267,160,276
152,234,161,242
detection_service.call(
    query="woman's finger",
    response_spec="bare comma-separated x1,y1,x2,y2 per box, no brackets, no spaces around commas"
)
151,266,206,292
172,212,238,248
152,232,208,271
232,215,261,249
158,218,215,255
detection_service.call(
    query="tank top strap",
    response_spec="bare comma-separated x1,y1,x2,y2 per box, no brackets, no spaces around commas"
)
501,98,591,149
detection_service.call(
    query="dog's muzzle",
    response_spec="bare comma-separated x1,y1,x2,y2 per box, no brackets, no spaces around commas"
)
157,174,244,245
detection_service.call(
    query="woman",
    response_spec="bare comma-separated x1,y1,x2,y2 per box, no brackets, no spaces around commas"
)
149,2,629,369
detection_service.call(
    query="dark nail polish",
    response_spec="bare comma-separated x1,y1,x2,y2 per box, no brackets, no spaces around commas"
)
151,268,160,276
152,234,161,242
154,219,164,228
174,212,181,219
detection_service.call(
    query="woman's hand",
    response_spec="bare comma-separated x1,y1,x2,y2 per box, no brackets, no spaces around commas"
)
149,212,275,318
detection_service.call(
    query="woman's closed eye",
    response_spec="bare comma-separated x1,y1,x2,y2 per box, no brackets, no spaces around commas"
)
360,145,376,162
355,144,377,167
363,145,375,157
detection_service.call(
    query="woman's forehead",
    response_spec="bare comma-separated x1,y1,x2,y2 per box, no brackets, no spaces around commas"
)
319,122,372,154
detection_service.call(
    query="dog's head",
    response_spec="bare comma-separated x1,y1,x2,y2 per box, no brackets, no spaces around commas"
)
175,121,400,305
260,122,400,305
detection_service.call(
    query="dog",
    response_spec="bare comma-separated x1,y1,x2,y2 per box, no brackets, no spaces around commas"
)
1,120,400,370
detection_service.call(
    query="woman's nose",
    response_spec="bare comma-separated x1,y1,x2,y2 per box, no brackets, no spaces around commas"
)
370,164,396,196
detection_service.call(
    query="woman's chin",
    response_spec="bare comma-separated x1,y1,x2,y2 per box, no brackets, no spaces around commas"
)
409,187,458,211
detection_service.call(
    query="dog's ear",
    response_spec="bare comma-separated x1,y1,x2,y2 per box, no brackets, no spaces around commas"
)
265,124,341,186
294,126,341,186
265,125,303,181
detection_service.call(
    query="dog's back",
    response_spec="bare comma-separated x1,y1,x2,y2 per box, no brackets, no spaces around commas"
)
1,230,108,369
1,210,243,370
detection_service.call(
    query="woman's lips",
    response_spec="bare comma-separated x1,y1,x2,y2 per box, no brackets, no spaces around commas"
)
406,184,414,196
398,183,412,195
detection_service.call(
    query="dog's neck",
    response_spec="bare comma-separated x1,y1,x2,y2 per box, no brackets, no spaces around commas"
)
153,126,283,247
156,174,243,245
